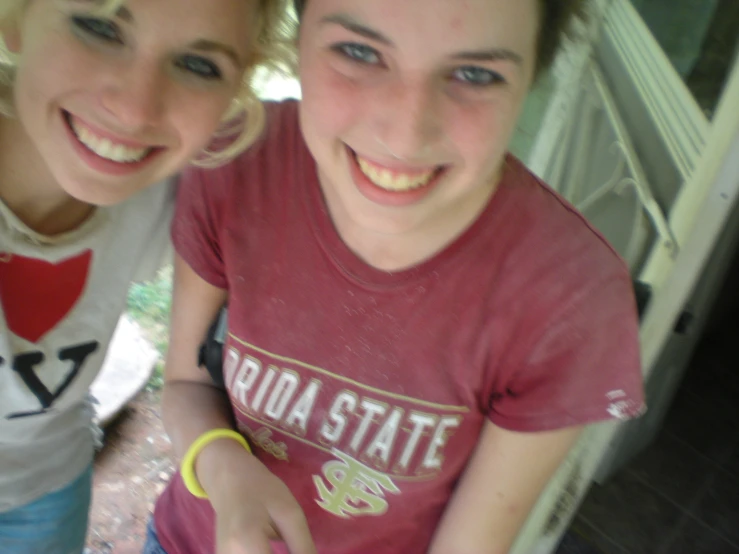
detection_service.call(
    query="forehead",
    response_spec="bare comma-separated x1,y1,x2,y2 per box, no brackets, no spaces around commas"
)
303,0,538,60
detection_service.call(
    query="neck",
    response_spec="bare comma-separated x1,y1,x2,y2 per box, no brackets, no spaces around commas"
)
0,115,94,236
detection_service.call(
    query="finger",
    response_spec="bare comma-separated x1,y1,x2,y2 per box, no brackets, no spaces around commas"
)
272,509,317,554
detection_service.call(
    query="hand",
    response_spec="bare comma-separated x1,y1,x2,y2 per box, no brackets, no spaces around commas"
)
197,438,317,554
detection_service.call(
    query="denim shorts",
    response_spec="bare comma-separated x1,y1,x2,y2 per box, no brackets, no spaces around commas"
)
0,465,93,554
142,518,169,554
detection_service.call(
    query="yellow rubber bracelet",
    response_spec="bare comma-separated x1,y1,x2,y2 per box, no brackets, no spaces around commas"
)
181,428,252,499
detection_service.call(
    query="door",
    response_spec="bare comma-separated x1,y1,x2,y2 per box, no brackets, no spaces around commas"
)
510,0,739,551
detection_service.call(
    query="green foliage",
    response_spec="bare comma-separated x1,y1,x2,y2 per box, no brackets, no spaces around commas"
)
126,265,173,325
126,265,173,390
148,360,166,391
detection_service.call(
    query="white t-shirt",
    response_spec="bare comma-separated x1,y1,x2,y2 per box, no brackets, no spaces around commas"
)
0,181,173,512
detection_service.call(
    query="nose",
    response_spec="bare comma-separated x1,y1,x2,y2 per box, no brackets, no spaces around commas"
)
100,59,166,132
372,76,444,161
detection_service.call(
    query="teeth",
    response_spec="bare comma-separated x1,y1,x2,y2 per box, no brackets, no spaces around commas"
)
357,157,435,191
70,117,149,163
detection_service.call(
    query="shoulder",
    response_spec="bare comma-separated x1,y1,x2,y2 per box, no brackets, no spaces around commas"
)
481,161,644,431
472,156,636,348
213,100,303,176
493,156,629,283
177,100,307,204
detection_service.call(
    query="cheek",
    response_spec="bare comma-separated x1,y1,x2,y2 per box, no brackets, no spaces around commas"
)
12,58,60,132
300,55,367,138
25,26,95,79
447,103,507,167
172,92,237,148
14,48,62,101
15,46,113,123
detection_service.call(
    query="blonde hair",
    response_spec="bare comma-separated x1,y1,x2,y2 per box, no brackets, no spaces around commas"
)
0,0,297,168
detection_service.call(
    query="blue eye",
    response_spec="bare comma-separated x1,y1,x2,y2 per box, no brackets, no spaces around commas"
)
333,43,381,65
175,55,222,80
453,66,505,86
71,16,122,43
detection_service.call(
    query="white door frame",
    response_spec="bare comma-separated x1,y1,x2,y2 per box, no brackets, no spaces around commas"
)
511,0,739,550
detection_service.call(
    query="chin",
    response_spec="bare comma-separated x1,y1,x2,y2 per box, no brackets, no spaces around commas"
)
351,209,425,236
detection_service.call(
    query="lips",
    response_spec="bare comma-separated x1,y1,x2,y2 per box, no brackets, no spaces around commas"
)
356,155,437,192
62,110,163,176
69,116,149,163
346,145,446,206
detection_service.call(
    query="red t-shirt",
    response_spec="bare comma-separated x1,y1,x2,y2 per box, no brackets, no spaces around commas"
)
154,101,644,554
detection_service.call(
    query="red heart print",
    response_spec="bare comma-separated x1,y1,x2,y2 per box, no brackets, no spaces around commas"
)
0,250,92,343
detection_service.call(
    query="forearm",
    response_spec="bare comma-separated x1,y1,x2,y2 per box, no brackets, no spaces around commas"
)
162,379,235,460
162,379,256,500
429,422,582,554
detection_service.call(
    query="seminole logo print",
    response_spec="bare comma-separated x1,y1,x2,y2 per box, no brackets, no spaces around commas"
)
225,340,468,520
314,449,400,518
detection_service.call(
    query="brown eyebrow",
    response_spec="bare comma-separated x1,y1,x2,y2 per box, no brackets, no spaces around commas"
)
189,39,243,67
320,14,394,46
105,6,241,67
320,13,523,67
451,49,523,66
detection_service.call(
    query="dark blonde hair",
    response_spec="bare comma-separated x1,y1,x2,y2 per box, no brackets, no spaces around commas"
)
291,0,587,79
0,0,297,167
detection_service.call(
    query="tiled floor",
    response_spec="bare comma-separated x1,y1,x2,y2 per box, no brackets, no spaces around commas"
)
557,320,739,553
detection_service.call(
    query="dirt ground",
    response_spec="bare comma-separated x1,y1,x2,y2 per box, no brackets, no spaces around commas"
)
86,390,175,554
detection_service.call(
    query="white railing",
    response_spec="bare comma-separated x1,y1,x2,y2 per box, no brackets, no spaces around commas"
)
541,62,677,272
603,0,708,181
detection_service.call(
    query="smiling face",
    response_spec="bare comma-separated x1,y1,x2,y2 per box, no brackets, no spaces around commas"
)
298,0,539,244
5,0,256,205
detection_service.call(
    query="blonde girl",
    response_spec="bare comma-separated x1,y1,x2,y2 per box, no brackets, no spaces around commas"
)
0,1,291,552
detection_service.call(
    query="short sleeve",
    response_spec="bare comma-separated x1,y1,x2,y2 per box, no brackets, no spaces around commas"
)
489,269,645,432
171,166,229,289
